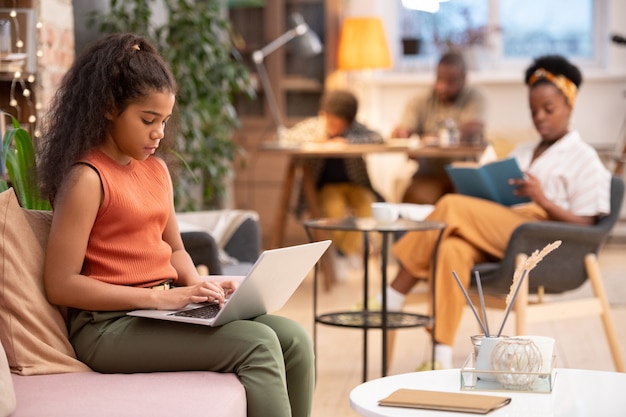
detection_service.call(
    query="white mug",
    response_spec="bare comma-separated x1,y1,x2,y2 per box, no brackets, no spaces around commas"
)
371,202,399,224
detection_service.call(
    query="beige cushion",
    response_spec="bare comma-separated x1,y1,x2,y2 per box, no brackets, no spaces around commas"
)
0,340,16,417
0,188,90,375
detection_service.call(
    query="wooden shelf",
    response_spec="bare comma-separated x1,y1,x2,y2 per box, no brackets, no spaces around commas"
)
0,2,37,128
0,0,32,7
228,0,340,247
280,75,323,92
229,0,337,122
0,72,33,81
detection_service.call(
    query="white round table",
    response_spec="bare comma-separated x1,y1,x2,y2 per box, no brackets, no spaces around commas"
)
350,368,626,417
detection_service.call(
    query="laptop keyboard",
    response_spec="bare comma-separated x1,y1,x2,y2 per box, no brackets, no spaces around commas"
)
169,303,222,319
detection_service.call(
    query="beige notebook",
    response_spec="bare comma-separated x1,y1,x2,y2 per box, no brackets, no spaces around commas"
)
379,389,511,414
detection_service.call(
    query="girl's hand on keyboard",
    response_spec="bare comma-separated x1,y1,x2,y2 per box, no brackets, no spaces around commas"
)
220,280,238,298
155,281,227,310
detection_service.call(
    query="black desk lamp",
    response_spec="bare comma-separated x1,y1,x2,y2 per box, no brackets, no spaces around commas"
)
252,13,322,141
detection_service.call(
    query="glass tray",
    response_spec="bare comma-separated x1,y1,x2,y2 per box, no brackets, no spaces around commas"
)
460,353,557,393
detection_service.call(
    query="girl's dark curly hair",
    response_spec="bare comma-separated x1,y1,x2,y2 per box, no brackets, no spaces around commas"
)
524,54,582,88
38,32,177,202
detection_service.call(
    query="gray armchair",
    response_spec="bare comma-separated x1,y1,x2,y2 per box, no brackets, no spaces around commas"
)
474,176,624,294
470,175,624,372
181,231,223,274
180,216,262,276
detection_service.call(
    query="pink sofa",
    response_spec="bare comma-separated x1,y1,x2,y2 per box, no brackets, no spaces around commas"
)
0,189,246,416
5,340,246,417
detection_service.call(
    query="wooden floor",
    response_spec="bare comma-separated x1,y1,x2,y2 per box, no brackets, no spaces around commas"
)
276,241,626,417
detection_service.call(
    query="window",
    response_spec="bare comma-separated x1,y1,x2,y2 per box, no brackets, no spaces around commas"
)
398,0,601,70
500,0,594,59
400,0,488,57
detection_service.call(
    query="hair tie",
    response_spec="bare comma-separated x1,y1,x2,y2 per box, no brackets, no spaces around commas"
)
132,44,140,51
528,68,577,108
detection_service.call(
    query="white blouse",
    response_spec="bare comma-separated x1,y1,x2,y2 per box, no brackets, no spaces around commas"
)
509,130,611,217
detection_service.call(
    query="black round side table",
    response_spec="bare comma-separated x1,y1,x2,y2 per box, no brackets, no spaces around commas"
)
304,217,445,382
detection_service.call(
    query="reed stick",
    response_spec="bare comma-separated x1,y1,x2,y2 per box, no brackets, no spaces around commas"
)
452,271,488,336
497,240,562,336
474,270,490,337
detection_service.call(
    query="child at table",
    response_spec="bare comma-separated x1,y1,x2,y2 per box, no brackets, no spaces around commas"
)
282,89,384,278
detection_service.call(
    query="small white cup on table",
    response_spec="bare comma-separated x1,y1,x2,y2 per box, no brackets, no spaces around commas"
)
371,202,399,224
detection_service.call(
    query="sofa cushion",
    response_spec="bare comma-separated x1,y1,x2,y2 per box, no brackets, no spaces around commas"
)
11,370,246,417
0,340,16,417
0,188,90,375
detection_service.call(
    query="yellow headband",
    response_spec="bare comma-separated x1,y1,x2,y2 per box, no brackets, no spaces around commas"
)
528,68,577,108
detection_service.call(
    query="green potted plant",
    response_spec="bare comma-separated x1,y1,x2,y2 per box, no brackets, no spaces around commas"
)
91,0,255,210
0,113,50,210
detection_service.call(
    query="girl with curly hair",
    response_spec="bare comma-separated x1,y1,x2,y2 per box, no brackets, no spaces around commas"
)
40,32,313,417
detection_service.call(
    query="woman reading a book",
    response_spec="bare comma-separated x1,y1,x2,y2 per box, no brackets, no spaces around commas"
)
376,55,611,370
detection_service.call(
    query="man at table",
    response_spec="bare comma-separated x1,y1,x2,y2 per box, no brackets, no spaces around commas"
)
282,89,384,278
392,51,486,204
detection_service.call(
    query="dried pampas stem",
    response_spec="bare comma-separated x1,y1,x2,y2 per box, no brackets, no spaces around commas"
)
496,240,562,336
505,240,562,306
522,240,562,274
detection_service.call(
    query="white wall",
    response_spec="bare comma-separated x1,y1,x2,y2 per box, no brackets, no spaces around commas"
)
340,0,626,207
358,71,626,148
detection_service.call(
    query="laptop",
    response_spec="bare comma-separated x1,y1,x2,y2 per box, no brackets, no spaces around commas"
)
127,240,331,326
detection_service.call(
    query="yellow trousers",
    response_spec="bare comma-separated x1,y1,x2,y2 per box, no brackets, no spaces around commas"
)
392,194,548,346
318,183,376,255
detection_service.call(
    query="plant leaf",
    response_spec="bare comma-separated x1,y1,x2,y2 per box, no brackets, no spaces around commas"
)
91,0,254,210
1,112,51,210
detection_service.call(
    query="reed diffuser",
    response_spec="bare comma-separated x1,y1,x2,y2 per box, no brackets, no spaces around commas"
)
453,240,562,338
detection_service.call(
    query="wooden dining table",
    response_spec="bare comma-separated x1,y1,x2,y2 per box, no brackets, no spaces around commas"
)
259,140,486,289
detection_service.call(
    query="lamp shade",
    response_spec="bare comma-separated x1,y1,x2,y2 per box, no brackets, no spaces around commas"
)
288,13,323,57
337,17,392,71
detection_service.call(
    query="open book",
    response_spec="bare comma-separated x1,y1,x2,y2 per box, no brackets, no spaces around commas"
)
445,157,530,206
